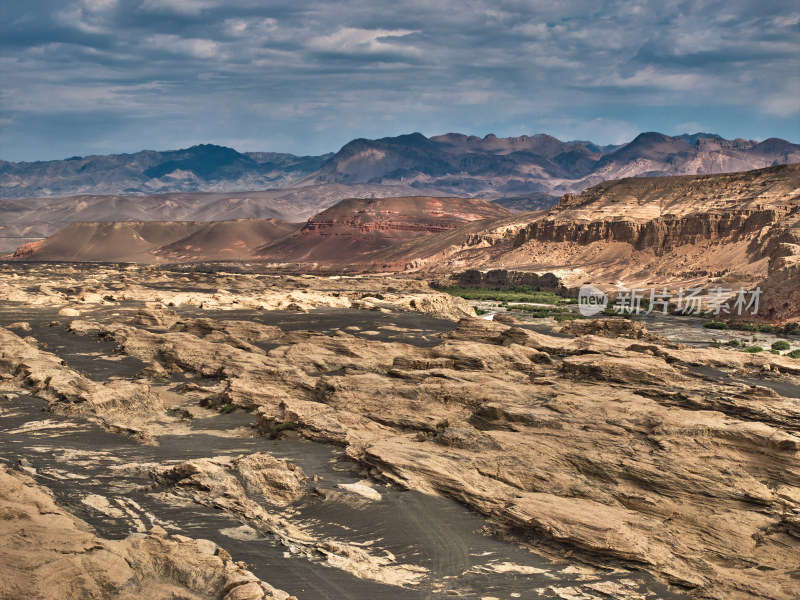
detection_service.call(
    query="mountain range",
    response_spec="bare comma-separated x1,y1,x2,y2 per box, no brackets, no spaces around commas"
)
2,132,798,201
0,145,331,199
11,163,800,321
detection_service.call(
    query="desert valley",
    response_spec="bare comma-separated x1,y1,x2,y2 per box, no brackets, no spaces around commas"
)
0,128,799,600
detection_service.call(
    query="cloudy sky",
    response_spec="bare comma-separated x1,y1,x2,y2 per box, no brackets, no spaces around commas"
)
1,0,798,161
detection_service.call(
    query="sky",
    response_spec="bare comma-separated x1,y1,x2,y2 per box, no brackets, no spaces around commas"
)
1,0,798,162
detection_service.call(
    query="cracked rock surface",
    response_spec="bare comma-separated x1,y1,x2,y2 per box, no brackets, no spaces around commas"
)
1,263,798,600
0,464,293,600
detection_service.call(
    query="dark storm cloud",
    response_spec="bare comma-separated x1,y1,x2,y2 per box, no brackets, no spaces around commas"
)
1,0,798,161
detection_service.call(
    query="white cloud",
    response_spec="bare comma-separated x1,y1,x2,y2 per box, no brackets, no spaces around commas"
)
55,4,106,34
603,66,712,92
308,28,419,56
145,34,221,59
674,121,709,134
510,22,549,39
139,0,219,16
224,17,277,37
761,94,800,118
2,0,799,160
0,79,175,114
82,0,117,12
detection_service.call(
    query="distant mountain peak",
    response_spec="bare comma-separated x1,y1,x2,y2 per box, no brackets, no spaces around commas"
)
629,131,674,144
381,132,430,145
2,131,798,200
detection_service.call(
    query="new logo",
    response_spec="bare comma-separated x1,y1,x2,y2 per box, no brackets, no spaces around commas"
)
578,285,608,317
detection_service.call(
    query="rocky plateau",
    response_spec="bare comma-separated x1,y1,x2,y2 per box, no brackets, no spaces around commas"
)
0,263,798,599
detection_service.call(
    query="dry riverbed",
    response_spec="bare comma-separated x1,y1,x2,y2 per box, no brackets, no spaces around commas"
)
1,263,798,600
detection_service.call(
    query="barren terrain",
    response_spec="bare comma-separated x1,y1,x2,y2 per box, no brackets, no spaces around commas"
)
1,263,798,599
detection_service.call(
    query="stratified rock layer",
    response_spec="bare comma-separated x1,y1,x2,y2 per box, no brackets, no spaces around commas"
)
0,464,293,600
76,309,800,599
1,263,798,600
402,164,800,322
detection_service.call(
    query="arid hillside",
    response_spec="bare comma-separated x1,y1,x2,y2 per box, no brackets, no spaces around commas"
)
9,165,800,321
384,164,800,319
253,196,511,266
10,196,510,266
12,219,299,263
0,183,440,246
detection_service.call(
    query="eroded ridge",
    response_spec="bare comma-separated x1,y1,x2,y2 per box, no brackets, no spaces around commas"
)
1,263,798,600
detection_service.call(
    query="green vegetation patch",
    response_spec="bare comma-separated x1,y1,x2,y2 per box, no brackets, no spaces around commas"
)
703,321,728,330
270,420,298,438
437,285,576,305
781,322,800,336
506,304,571,318
554,313,586,322
771,340,791,351
741,346,764,353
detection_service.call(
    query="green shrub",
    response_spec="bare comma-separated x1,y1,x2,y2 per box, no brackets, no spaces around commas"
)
436,286,575,305
724,321,777,333
725,339,740,347
788,349,800,359
770,349,781,355
771,340,791,351
218,403,237,414
474,308,487,316
554,313,585,322
508,305,568,317
270,420,297,437
741,346,764,353
703,321,727,330
781,322,800,335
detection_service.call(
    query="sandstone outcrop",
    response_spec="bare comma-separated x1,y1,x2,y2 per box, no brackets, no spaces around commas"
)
2,264,799,599
0,464,293,600
0,265,474,321
139,453,428,586
63,303,800,599
0,325,162,419
154,453,307,508
405,164,800,322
